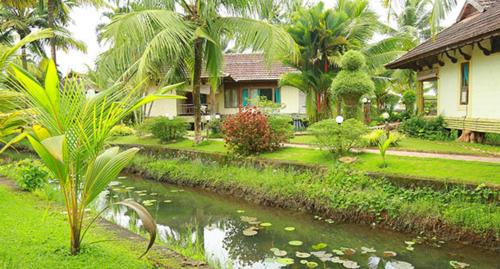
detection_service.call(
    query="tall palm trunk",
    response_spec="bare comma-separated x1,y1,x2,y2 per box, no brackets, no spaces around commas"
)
47,0,57,64
192,38,203,144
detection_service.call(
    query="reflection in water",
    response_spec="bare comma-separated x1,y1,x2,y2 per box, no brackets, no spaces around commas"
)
94,176,499,269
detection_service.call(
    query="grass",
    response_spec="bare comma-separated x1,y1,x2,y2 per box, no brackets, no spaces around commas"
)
290,135,500,156
130,154,500,235
0,184,155,269
110,135,500,185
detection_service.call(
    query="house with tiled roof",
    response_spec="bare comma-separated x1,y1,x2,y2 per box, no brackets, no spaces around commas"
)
149,53,305,120
387,0,500,138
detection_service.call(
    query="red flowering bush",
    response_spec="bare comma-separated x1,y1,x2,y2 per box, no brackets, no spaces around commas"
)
222,108,275,155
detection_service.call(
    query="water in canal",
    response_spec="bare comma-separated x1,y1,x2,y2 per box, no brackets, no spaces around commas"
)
95,175,498,268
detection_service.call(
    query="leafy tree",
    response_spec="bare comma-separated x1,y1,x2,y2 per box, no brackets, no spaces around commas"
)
308,118,367,156
99,0,297,144
331,51,374,119
5,60,183,255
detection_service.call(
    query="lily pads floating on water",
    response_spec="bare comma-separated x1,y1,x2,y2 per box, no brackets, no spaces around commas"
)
324,218,334,224
109,181,121,186
449,261,470,269
163,200,172,203
259,222,272,227
242,227,258,236
405,246,414,251
276,258,294,265
332,249,344,255
117,176,127,179
342,260,360,269
272,249,287,257
306,261,318,268
295,252,311,258
288,240,303,246
383,251,397,258
361,246,376,254
240,216,258,223
385,260,414,269
300,260,308,265
284,226,295,231
236,209,245,214
150,192,158,196
312,243,328,250
125,186,135,190
340,247,356,256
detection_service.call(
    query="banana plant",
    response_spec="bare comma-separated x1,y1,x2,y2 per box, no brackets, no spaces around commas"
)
6,60,184,255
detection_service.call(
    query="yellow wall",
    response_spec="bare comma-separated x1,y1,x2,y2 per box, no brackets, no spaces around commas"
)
437,41,500,120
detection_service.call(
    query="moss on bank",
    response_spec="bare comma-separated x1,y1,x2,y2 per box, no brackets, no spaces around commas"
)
128,154,500,250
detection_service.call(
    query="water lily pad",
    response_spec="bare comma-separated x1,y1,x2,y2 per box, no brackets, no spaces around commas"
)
170,190,179,193
340,247,356,256
300,260,308,265
125,186,135,190
270,248,279,252
325,218,334,224
236,209,245,214
273,249,287,257
248,221,261,225
150,192,158,196
163,200,172,203
331,257,344,263
368,256,380,269
404,241,415,246
288,240,303,246
306,261,318,268
449,261,470,269
109,181,120,186
405,246,414,251
318,253,333,262
284,227,295,231
361,246,376,254
276,258,294,265
117,176,127,179
383,251,397,258
242,227,258,236
240,216,258,223
310,251,326,257
342,260,360,269
259,222,272,227
385,260,414,269
295,252,311,258
312,243,328,250
138,193,147,196
332,249,344,255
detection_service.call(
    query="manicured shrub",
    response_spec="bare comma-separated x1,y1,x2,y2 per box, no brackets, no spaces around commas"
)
222,108,272,155
400,116,451,140
308,118,367,155
207,118,223,138
109,124,136,137
268,115,294,147
14,159,49,191
147,116,188,143
331,51,375,119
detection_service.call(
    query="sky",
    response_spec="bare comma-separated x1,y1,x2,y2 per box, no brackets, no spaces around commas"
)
56,0,466,74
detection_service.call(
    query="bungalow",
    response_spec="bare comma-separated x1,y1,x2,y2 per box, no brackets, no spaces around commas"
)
149,53,306,120
387,0,500,140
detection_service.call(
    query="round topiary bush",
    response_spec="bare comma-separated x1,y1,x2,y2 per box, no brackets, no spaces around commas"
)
331,50,374,119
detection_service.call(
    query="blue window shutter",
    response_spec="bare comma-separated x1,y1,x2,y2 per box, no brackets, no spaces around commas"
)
274,87,281,103
242,88,249,106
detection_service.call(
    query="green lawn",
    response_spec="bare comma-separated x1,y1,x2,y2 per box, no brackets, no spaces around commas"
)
110,135,500,186
0,185,156,269
290,135,500,156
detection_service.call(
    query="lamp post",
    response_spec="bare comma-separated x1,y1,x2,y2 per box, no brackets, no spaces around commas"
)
382,112,390,137
362,98,371,125
336,115,344,126
204,115,211,138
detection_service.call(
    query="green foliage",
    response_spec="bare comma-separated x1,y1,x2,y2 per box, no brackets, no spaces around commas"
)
146,117,188,143
207,118,223,138
400,116,451,140
402,90,416,115
130,154,499,233
331,51,374,119
14,159,49,192
109,124,136,137
249,96,283,115
308,118,367,155
268,115,294,147
364,130,401,167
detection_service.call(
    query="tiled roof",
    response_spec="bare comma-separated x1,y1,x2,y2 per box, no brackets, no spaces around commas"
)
202,53,297,82
386,0,500,69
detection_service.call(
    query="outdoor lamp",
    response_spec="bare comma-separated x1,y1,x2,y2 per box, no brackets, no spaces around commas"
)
205,115,211,121
335,115,344,125
215,114,221,120
382,112,390,120
362,97,368,103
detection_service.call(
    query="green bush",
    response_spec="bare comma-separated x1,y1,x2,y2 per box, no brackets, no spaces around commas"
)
400,116,451,140
14,159,49,191
308,118,367,155
402,90,416,115
147,116,188,143
268,115,294,147
109,124,136,137
207,118,223,138
331,51,374,119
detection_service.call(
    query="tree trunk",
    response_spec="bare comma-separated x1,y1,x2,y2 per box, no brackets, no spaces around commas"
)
192,38,203,144
70,227,81,255
209,85,217,116
47,0,57,64
457,130,485,143
21,47,28,69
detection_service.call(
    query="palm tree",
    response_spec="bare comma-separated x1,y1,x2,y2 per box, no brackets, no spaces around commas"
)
5,60,184,255
383,0,456,36
99,0,297,144
280,0,378,122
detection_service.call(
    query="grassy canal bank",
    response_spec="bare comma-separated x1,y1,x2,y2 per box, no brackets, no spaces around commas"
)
126,153,500,250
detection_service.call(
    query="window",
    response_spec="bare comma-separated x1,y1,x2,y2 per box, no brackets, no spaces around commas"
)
224,88,238,108
460,62,470,105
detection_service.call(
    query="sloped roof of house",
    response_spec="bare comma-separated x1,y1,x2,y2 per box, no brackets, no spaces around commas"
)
386,0,500,69
202,53,297,82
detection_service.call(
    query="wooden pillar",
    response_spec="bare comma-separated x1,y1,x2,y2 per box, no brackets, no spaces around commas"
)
416,80,424,115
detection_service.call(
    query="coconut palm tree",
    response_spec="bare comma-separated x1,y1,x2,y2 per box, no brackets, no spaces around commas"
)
5,59,184,255
99,0,297,144
280,0,378,122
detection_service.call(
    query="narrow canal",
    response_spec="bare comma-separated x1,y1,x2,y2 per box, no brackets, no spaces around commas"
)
94,175,498,268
